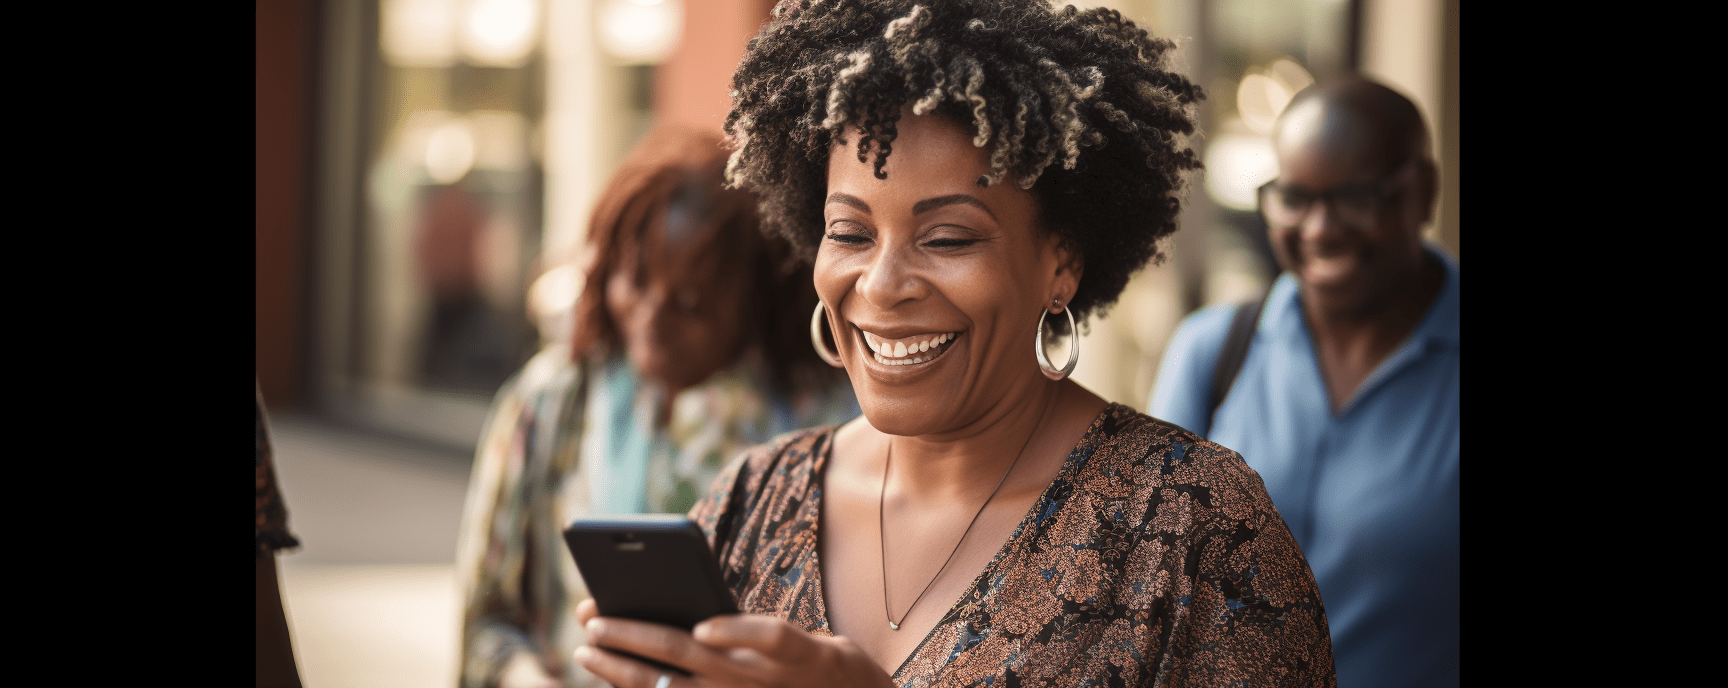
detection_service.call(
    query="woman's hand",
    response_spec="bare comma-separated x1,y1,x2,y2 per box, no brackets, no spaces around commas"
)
572,599,894,688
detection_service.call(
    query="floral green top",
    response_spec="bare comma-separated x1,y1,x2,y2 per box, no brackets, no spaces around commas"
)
456,346,859,687
692,403,1336,687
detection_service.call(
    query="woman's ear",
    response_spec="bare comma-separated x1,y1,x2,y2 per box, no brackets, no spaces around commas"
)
1047,232,1083,312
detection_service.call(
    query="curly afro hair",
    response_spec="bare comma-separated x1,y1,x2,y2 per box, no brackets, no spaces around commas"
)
723,0,1203,330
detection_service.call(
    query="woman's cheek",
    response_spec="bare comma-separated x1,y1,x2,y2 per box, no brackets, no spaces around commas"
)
811,249,851,306
930,257,997,314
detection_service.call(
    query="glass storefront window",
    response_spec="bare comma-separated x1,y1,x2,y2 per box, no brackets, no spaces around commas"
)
309,0,549,448
366,0,544,397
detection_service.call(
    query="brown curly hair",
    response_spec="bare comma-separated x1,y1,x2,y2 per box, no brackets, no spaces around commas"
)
571,125,837,391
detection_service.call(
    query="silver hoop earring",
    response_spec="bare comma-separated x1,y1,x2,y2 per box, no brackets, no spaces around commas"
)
811,301,844,368
1035,304,1078,380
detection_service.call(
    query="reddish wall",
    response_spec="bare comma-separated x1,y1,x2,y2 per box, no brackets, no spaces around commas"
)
255,0,313,408
652,0,776,136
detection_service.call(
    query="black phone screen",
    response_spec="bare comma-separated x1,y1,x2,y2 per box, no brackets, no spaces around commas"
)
562,515,739,632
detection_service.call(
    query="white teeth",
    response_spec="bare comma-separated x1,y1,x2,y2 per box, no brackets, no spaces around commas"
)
863,331,958,364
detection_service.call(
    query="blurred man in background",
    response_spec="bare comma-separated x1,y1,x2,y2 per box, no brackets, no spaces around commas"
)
1150,76,1458,686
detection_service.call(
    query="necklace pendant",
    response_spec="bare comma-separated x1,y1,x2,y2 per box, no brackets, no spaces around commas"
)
889,621,901,630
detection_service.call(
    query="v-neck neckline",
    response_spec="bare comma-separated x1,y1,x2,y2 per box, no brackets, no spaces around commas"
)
802,404,1118,681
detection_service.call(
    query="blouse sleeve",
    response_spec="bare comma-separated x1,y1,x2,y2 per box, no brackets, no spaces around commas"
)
1150,442,1335,687
689,441,758,575
455,349,588,688
689,428,828,593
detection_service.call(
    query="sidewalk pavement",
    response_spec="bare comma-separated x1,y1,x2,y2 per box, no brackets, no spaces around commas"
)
269,413,475,688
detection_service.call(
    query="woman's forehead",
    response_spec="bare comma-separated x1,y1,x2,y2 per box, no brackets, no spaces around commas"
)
630,213,742,275
829,113,989,181
824,113,1061,245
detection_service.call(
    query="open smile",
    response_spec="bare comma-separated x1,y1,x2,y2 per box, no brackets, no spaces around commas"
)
857,328,961,367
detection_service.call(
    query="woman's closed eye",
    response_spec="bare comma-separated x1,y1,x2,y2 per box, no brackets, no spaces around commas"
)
923,237,979,249
922,226,987,250
825,221,873,244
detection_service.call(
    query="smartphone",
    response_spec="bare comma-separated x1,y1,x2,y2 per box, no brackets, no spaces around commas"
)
563,514,739,673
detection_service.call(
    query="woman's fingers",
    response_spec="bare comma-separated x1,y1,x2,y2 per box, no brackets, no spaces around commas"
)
692,615,813,658
585,617,704,671
572,645,688,688
581,616,752,683
575,598,600,627
578,614,894,688
693,616,896,688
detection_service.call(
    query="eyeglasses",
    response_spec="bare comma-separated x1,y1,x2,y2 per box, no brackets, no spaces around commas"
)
1256,159,1419,229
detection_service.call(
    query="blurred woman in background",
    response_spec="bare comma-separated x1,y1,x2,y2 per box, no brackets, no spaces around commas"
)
455,125,860,688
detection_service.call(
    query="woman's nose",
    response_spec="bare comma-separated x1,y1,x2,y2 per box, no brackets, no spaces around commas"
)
856,243,925,309
634,285,675,329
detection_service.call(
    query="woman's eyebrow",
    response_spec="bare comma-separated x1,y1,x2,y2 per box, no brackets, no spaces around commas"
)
824,192,871,213
912,194,995,220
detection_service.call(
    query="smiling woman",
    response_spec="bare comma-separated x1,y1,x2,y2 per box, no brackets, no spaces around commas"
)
815,112,1072,440
569,3,1338,687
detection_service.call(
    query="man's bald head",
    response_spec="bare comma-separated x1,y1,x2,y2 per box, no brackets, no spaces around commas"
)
1261,75,1442,320
1274,76,1430,178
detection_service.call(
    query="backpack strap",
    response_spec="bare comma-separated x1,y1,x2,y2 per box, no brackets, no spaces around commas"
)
1207,289,1271,429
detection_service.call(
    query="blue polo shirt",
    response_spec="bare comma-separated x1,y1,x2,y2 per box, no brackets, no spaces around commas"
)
1149,246,1459,687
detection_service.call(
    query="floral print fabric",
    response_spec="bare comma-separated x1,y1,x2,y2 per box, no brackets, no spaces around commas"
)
692,403,1336,687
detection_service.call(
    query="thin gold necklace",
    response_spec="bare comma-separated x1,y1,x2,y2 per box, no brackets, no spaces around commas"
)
879,388,1058,631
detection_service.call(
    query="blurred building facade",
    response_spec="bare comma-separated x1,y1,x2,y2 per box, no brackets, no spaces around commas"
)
256,0,1458,450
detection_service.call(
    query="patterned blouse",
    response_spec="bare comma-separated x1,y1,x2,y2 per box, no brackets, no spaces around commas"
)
691,403,1336,687
457,346,859,688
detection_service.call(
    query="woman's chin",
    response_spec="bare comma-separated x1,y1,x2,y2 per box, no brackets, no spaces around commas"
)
849,381,972,437
857,404,943,438
843,346,971,432
633,354,721,394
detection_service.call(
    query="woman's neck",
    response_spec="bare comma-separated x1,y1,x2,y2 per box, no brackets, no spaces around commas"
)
848,380,1098,502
